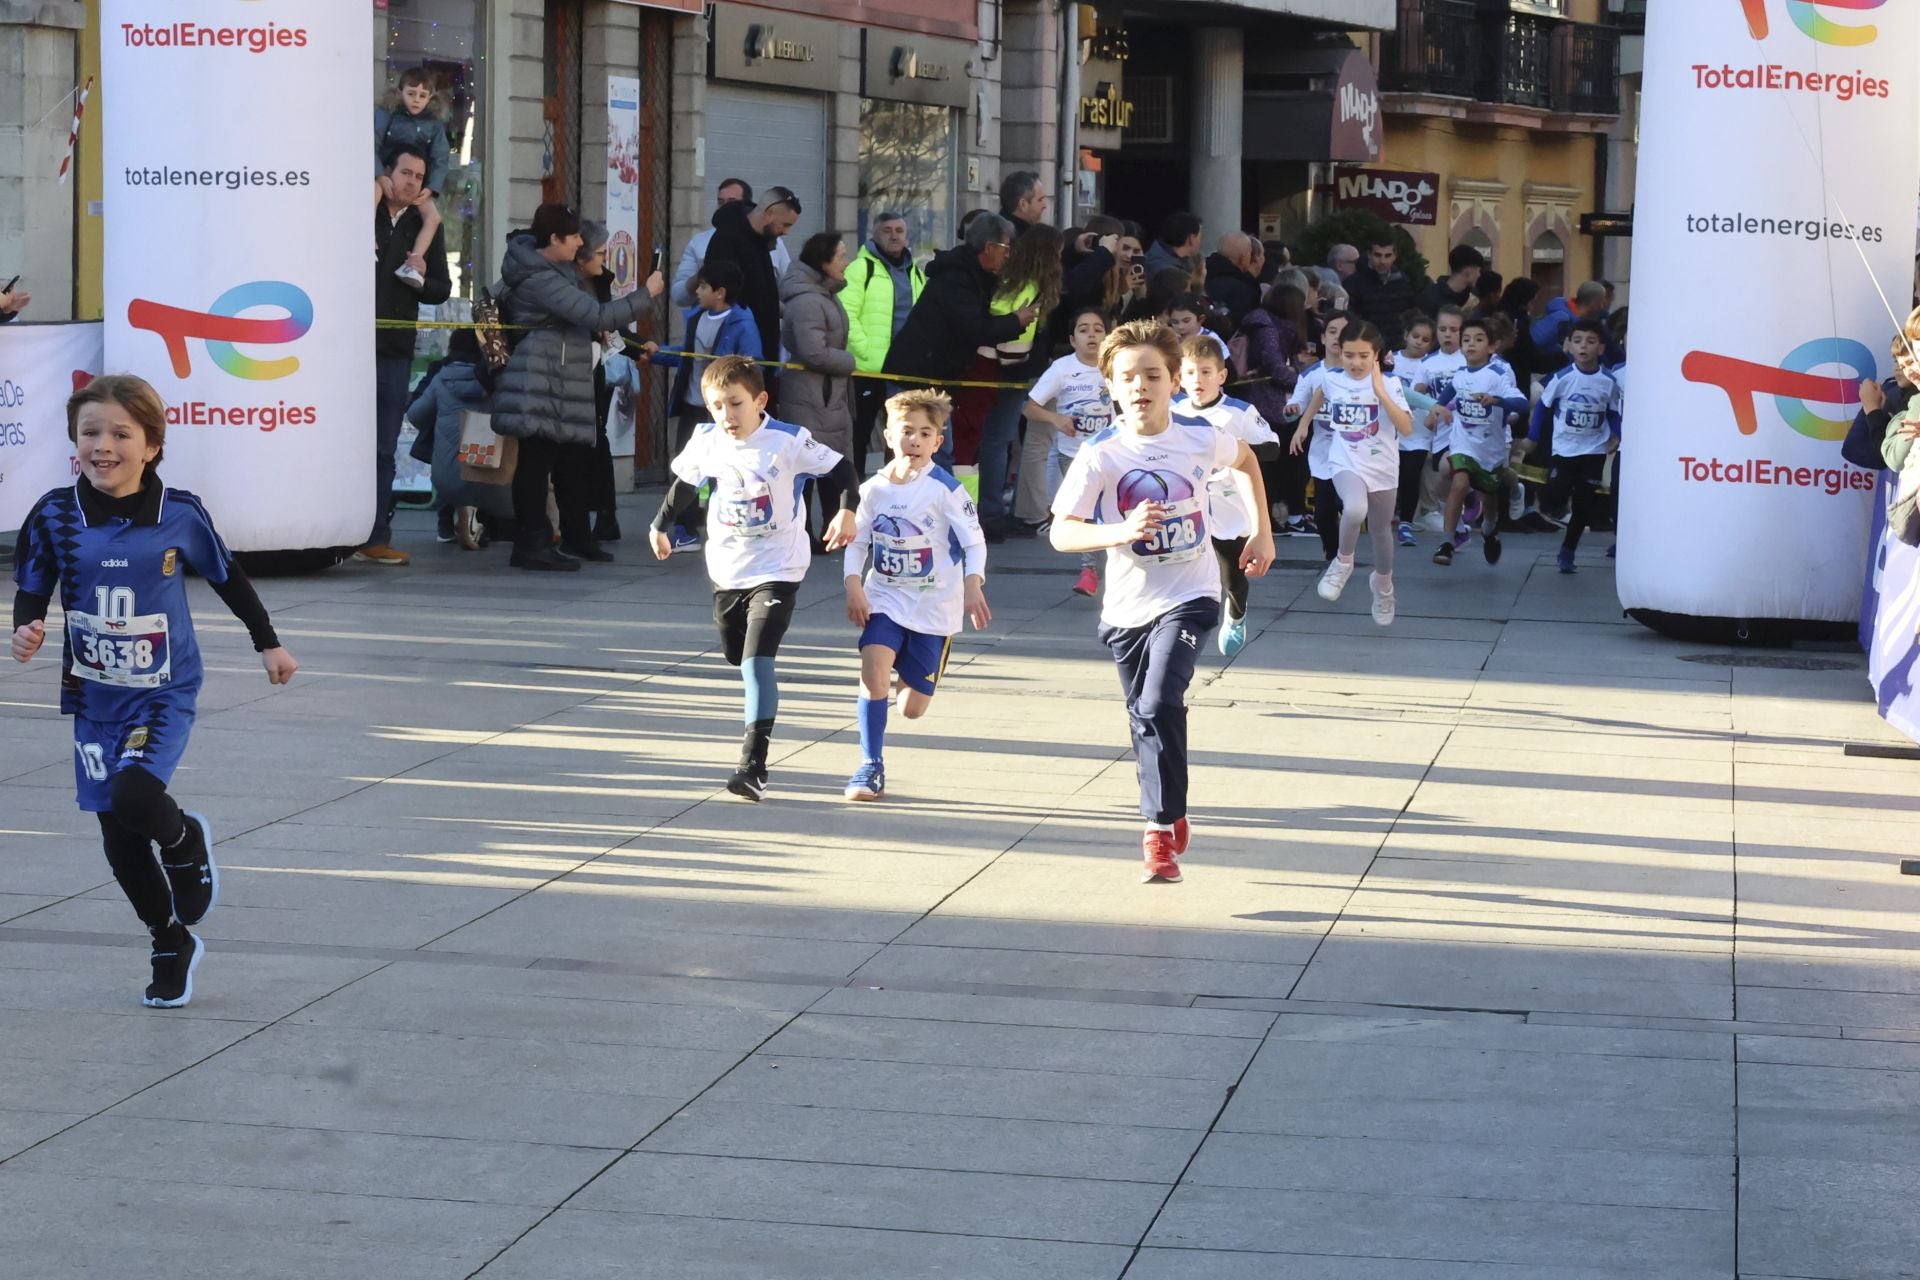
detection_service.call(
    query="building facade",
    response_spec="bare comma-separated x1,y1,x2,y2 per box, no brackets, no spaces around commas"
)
1370,0,1638,300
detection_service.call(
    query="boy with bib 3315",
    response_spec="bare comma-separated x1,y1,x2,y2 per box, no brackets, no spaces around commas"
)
841,390,991,802
11,375,298,1009
1049,321,1276,884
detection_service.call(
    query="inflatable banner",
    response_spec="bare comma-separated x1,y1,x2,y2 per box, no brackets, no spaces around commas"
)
101,2,373,551
1619,0,1918,627
0,323,106,533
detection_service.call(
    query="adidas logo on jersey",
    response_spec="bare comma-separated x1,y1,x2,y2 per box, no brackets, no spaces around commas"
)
100,558,129,568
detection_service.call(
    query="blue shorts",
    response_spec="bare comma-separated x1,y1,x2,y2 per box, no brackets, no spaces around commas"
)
859,614,953,697
72,698,195,813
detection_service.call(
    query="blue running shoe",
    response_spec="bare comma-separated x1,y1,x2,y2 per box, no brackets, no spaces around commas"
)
844,761,886,802
669,527,702,554
1557,548,1577,574
1219,611,1248,657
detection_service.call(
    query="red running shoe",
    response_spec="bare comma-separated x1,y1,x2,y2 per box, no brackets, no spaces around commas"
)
1073,567,1100,597
1173,817,1190,855
1141,828,1182,883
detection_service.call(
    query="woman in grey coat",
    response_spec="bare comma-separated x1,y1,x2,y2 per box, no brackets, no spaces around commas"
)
780,232,857,543
493,203,663,570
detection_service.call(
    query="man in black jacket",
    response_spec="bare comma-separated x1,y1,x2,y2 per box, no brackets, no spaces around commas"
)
1204,232,1264,333
369,145,451,566
704,186,801,385
1344,234,1417,350
1414,244,1484,320
883,213,1036,466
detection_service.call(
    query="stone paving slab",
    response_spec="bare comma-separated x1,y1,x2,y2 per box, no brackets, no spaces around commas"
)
4,504,1919,1275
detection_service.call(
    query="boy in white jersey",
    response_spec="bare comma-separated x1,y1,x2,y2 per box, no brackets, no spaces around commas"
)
1176,335,1280,657
842,391,991,802
1415,305,1470,535
1051,321,1276,884
1025,307,1114,598
650,356,859,801
1430,317,1529,568
1531,319,1623,574
1390,314,1436,547
1289,321,1414,625
1284,311,1350,563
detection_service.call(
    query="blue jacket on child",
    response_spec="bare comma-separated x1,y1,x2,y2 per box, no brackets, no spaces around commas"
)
375,106,451,194
650,305,763,410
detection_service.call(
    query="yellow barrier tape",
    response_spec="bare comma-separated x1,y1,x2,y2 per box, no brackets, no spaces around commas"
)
374,318,1273,390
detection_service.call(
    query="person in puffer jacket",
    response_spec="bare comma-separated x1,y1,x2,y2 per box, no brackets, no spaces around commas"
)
404,331,515,550
781,233,859,545
492,203,663,570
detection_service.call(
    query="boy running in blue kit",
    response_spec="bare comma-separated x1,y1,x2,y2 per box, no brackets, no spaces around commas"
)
1051,321,1276,884
1533,319,1624,573
841,390,992,801
11,375,299,1008
650,356,859,801
1430,317,1529,567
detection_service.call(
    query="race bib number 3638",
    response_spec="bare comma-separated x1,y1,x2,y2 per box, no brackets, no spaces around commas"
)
67,610,172,688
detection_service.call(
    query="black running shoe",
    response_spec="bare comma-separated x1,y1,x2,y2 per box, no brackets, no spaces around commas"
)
144,929,203,1008
1484,531,1503,565
1432,542,1453,566
725,766,768,802
161,812,217,926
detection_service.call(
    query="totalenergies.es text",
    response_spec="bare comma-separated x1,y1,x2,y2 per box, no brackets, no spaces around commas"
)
120,23,308,54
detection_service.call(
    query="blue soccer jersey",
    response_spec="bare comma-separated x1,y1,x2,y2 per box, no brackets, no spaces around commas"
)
13,479,236,722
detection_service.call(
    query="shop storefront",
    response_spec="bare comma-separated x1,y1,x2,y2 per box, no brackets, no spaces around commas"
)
857,32,969,255
376,0,488,301
705,6,838,245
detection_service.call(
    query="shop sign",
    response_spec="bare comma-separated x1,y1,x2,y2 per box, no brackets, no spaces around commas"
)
1330,52,1382,162
1243,48,1383,164
1334,168,1440,226
712,6,842,94
1077,58,1130,149
862,32,971,108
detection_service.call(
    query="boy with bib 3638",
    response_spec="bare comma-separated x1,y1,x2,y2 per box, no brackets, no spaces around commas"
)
12,375,298,1009
1049,321,1275,884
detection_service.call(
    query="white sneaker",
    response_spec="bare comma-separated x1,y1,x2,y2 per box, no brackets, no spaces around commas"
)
394,263,426,287
1369,572,1396,626
1316,555,1354,602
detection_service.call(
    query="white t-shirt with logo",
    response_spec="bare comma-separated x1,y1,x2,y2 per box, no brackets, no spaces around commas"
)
1286,362,1336,480
1176,392,1276,542
1028,353,1113,458
1321,369,1411,492
1438,362,1525,473
1416,349,1468,455
1390,350,1434,451
844,465,986,637
670,415,843,590
1539,364,1624,458
1052,415,1240,630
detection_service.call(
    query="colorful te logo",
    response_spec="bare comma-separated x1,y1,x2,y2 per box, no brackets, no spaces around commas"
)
1681,338,1875,441
1740,0,1884,46
126,281,313,380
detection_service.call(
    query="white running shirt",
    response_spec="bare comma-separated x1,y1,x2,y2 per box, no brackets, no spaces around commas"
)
1177,392,1277,542
1539,364,1624,458
670,415,843,589
1052,415,1240,630
1287,362,1336,480
1439,362,1526,473
844,465,987,637
1321,369,1411,493
1028,353,1113,458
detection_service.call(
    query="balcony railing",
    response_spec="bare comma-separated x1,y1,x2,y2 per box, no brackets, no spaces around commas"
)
1383,0,1621,117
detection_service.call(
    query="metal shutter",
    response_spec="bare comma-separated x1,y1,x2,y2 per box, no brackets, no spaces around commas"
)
704,84,828,244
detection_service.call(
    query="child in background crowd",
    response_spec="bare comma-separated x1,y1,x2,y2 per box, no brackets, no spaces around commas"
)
1024,306,1114,598
1176,335,1281,656
650,357,859,801
1606,308,1631,557
1532,320,1623,574
375,68,451,287
1290,321,1414,625
1285,311,1350,563
1431,317,1529,567
1415,305,1471,539
1165,294,1229,363
841,391,991,802
1391,314,1437,546
11,375,299,1008
1049,321,1275,884
643,258,761,553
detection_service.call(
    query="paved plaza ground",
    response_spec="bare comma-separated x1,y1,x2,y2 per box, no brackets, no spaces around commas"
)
3,496,1918,1278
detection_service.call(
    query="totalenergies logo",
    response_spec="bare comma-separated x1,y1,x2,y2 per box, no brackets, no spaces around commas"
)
126,281,313,380
1681,338,1875,441
1740,0,1884,46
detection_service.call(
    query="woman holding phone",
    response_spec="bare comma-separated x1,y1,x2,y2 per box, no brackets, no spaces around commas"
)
0,275,30,323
